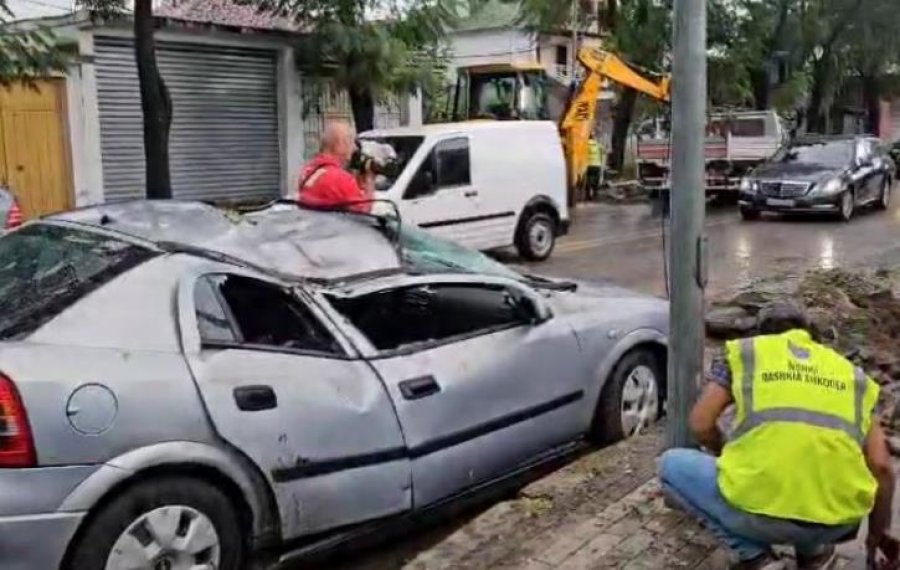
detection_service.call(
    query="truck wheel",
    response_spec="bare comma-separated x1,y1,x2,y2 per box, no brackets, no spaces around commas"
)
739,207,760,221
65,477,245,570
516,211,557,261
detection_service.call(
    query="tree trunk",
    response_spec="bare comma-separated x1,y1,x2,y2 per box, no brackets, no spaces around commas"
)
862,73,882,136
749,68,771,111
350,89,376,133
134,0,172,199
609,88,638,173
806,63,827,134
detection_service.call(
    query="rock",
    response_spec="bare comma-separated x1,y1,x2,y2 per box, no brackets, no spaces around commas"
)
706,306,757,339
726,291,778,315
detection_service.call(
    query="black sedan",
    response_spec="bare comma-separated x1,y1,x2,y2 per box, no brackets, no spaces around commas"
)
738,135,895,221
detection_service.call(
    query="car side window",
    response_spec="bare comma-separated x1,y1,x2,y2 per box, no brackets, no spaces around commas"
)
197,274,341,355
435,138,471,188
404,138,472,200
327,283,535,352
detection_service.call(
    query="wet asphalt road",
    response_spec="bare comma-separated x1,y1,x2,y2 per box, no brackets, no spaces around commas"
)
518,192,900,298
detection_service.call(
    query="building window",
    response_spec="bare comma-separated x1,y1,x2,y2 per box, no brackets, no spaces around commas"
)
555,45,569,66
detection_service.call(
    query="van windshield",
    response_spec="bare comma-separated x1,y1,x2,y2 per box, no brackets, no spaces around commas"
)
362,136,425,192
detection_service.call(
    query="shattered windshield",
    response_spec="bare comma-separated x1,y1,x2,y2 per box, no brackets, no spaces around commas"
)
0,224,158,339
362,136,424,192
395,223,523,281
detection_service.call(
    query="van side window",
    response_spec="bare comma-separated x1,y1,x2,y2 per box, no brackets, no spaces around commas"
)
436,138,471,188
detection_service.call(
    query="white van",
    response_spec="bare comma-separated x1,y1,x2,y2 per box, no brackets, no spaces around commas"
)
360,121,570,261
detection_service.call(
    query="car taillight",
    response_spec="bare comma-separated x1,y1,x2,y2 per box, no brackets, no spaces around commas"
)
5,201,22,229
0,374,36,468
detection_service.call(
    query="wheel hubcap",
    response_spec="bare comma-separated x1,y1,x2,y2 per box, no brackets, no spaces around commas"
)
529,221,553,257
106,506,221,570
620,365,659,437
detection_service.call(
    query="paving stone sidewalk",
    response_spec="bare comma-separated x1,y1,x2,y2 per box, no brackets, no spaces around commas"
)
330,427,891,570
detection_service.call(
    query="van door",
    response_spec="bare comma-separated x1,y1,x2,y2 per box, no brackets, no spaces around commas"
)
401,136,485,249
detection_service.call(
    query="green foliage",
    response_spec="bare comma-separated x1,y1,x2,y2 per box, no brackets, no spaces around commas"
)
249,0,460,102
0,1,69,83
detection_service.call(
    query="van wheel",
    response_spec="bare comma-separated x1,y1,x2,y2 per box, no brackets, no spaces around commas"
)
516,211,557,261
65,477,245,570
876,177,891,211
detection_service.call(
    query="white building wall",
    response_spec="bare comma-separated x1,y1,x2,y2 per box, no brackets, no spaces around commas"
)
448,29,537,76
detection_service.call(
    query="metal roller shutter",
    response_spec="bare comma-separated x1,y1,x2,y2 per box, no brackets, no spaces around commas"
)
95,37,280,202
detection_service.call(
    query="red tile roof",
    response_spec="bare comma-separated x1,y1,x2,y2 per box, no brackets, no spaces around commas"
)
155,0,298,31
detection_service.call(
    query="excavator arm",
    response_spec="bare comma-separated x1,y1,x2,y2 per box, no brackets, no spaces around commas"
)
561,47,671,192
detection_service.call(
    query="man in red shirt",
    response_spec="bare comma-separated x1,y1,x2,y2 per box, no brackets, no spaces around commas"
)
298,121,374,213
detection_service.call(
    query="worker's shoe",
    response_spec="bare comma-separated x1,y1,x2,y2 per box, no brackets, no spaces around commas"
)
729,552,787,570
796,545,838,570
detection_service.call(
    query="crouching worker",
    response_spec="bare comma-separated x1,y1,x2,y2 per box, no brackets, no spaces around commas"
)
660,303,896,570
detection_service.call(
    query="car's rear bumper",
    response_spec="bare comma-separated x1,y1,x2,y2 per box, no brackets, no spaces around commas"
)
0,510,84,569
739,192,841,213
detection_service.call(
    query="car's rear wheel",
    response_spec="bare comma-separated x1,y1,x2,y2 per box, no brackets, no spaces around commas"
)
65,477,245,570
877,177,892,211
739,206,760,221
515,210,557,261
839,189,855,221
589,349,662,445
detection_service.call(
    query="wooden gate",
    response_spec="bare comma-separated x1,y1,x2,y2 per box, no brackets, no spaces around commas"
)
0,80,73,219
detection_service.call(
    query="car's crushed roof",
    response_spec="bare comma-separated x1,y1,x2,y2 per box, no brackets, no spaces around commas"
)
47,200,402,282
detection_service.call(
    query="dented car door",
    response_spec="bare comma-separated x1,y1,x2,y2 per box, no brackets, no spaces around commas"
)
321,277,587,508
177,270,411,539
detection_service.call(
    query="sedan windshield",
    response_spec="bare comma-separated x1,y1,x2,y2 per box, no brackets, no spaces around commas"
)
772,140,853,168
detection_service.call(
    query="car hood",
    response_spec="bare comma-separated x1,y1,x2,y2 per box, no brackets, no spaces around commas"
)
751,162,843,183
543,279,667,319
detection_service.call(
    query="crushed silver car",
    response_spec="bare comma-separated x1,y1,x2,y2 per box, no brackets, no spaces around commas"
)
0,200,668,570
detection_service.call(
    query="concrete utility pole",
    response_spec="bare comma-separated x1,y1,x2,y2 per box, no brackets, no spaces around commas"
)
666,0,707,449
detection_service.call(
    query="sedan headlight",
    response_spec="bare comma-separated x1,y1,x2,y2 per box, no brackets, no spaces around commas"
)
740,178,757,193
813,177,844,196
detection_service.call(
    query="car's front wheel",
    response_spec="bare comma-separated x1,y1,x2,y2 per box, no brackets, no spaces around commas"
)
515,210,557,261
877,177,892,211
739,206,760,221
589,349,663,445
65,476,245,570
839,189,855,221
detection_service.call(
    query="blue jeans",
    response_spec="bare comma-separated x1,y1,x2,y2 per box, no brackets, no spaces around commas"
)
659,448,859,562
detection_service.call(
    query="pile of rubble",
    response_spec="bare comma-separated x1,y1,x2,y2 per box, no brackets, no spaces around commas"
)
705,267,900,434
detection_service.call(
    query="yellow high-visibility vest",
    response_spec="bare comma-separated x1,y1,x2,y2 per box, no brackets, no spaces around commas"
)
717,329,879,525
588,139,603,167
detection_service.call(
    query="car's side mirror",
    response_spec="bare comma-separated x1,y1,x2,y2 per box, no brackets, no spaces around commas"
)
508,287,553,325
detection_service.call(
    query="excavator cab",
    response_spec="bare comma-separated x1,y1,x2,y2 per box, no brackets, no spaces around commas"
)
451,64,552,122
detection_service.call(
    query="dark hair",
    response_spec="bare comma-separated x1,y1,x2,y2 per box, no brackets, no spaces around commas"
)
757,302,811,335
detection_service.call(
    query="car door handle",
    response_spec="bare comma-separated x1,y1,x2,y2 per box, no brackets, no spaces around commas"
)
464,190,478,198
234,385,277,411
399,376,441,401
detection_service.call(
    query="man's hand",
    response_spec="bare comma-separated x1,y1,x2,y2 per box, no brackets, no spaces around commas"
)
867,533,900,569
866,422,895,555
689,383,733,455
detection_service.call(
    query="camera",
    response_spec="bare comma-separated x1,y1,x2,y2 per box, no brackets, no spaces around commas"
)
349,140,400,178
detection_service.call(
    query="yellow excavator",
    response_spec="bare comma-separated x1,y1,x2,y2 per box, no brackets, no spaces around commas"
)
451,46,671,196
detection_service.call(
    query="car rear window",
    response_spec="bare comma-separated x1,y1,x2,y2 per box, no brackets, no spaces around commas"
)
0,224,158,340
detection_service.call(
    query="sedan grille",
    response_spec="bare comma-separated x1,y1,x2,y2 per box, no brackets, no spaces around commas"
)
759,181,811,198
